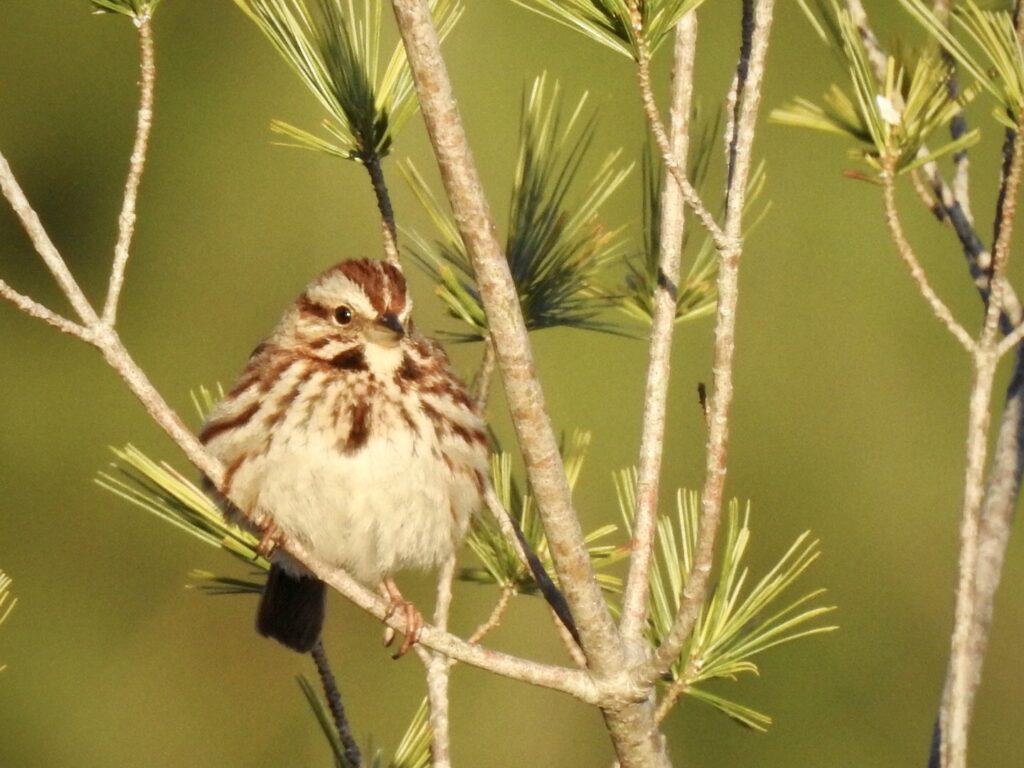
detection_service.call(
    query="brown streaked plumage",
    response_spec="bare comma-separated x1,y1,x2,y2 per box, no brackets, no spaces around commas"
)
201,259,489,655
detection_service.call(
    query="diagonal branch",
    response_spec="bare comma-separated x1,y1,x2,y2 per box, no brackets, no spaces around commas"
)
0,278,92,341
386,0,622,675
628,3,727,251
0,151,98,326
880,167,976,354
103,17,155,326
620,12,698,648
642,0,776,685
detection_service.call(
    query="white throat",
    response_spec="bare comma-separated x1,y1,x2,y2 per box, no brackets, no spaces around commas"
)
363,341,404,376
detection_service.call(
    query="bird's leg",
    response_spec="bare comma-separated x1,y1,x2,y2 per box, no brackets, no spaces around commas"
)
254,517,287,560
381,577,423,659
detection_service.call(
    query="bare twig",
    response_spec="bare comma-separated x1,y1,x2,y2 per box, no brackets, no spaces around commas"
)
642,0,776,685
628,5,727,251
845,0,888,79
880,166,976,353
471,336,496,409
620,13,698,649
483,487,579,647
103,17,155,326
311,639,363,768
0,279,92,341
467,585,515,645
654,676,689,723
423,556,457,768
0,151,98,325
363,155,401,266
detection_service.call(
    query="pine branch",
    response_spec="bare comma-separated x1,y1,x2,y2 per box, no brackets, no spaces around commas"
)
642,0,776,686
620,12,698,648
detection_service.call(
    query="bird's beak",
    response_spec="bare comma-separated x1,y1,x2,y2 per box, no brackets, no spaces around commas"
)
370,313,405,345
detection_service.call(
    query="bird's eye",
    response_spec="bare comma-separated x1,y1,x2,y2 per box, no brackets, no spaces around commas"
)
333,305,353,325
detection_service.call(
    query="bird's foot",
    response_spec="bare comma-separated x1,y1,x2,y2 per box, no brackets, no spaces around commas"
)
381,578,423,659
255,519,287,560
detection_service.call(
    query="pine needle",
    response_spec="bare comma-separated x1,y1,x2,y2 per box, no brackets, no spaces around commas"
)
407,74,630,340
509,0,709,60
615,471,837,729
235,0,462,161
771,6,981,175
91,0,161,18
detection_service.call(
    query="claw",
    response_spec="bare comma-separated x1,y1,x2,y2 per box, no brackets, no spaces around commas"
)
382,578,423,659
256,521,286,559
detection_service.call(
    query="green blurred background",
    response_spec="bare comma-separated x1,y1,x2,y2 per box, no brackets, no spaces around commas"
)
1,1,1021,765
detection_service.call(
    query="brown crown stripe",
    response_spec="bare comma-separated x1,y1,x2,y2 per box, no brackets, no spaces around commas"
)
336,259,407,315
199,401,261,444
343,400,372,453
331,346,368,371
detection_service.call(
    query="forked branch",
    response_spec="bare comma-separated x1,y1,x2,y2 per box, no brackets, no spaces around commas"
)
620,13,699,648
642,0,776,685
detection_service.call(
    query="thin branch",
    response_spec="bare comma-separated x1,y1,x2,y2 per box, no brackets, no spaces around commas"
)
642,0,776,685
880,166,976,354
997,317,1024,357
467,585,514,645
103,17,155,326
628,4,728,251
471,336,496,409
0,150,98,325
654,676,689,723
363,155,401,265
483,487,579,647
424,556,456,768
0,279,93,341
293,532,608,701
311,639,363,768
620,13,698,648
845,0,888,80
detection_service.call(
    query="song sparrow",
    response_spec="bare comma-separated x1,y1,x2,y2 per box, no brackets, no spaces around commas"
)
200,258,489,655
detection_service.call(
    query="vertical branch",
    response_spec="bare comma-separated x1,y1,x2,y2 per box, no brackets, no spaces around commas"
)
0,151,99,325
630,8,726,250
103,16,156,326
363,155,401,265
311,639,363,768
940,111,1024,768
620,13,698,648
423,556,456,768
643,0,776,684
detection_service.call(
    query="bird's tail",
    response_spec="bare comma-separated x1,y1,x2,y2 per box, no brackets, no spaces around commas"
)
257,563,326,653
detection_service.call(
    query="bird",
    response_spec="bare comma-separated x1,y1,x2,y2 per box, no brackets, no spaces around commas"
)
199,258,490,656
